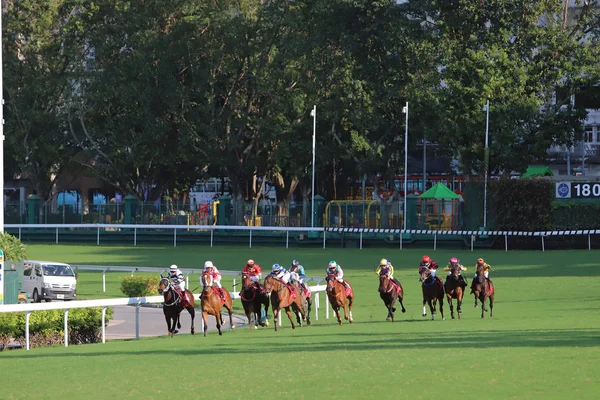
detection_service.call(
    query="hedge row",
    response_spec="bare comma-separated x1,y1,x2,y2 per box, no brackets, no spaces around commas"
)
0,307,114,350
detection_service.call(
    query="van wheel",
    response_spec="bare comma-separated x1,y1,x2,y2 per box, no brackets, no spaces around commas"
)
45,299,52,302
33,289,40,303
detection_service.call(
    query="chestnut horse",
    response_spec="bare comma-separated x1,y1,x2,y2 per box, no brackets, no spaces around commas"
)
240,274,270,330
444,265,467,320
263,274,307,331
419,267,445,321
158,277,195,337
325,274,354,325
200,272,234,336
471,265,495,319
378,275,406,322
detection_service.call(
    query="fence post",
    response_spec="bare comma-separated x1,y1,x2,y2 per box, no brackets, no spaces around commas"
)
174,228,177,247
103,269,108,292
471,235,474,252
26,312,31,351
541,235,545,252
97,227,100,246
210,229,214,248
56,227,59,244
134,227,137,247
102,307,107,344
315,292,319,321
325,295,330,319
323,230,326,249
286,231,289,249
135,304,140,340
64,310,69,347
249,229,252,249
400,231,403,250
434,233,437,251
504,234,508,252
360,232,363,250
589,233,591,251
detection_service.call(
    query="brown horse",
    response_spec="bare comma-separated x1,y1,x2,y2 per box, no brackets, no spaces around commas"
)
200,272,234,336
325,274,354,325
419,267,445,321
378,275,406,322
263,274,307,331
240,274,270,330
470,265,494,319
444,265,467,320
158,277,196,337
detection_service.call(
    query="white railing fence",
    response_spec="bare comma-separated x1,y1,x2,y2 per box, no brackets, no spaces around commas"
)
6,223,600,251
0,284,328,351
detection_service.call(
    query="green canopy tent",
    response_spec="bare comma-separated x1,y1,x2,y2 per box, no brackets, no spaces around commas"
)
418,183,460,230
521,166,554,178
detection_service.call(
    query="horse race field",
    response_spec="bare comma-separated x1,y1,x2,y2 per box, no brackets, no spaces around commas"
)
1,244,599,400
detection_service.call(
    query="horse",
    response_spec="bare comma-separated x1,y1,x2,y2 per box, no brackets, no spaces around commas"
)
419,267,445,321
378,274,406,322
240,274,270,330
470,265,494,319
325,274,354,325
444,265,467,320
200,272,234,336
263,274,307,331
157,277,195,337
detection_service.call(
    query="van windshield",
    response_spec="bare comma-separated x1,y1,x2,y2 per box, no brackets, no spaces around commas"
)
42,264,75,277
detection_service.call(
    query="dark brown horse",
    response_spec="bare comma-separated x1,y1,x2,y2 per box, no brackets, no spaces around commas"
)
325,274,354,325
240,274,270,330
378,275,406,322
200,272,234,336
419,267,445,321
158,277,195,337
263,274,307,331
471,265,495,318
444,265,467,320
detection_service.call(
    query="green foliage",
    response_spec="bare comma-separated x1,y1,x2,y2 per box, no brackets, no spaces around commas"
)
120,276,160,297
490,179,553,231
0,233,27,261
0,307,114,349
552,201,600,230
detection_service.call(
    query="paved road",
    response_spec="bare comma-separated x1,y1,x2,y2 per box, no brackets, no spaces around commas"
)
106,305,248,339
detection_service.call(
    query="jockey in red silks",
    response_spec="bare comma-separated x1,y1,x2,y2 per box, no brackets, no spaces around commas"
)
419,255,442,286
203,261,224,300
242,259,263,294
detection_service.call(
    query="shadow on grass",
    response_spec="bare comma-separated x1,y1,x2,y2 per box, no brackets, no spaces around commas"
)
8,327,598,359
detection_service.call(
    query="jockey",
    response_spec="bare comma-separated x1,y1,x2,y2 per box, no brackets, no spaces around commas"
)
443,257,467,286
168,264,185,292
271,264,291,284
474,258,493,284
289,259,308,294
203,261,225,299
326,260,350,290
243,259,262,283
419,255,441,284
375,258,402,289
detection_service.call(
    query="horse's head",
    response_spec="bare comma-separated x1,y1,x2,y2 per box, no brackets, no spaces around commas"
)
448,264,461,281
201,272,213,290
263,274,276,295
158,278,170,295
241,274,253,289
378,274,391,292
419,266,431,282
476,265,486,279
326,274,337,292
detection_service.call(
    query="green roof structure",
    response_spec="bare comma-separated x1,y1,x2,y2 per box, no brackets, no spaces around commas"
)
521,166,554,178
418,182,460,199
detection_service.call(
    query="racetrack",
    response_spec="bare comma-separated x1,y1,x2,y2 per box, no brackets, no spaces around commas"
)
1,245,599,400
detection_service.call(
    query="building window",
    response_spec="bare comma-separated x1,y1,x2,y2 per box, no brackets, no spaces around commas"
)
584,126,599,143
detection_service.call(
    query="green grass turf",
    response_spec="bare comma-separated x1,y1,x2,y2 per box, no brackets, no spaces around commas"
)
1,244,599,399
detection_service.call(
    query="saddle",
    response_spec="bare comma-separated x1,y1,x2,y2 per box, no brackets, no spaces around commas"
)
209,287,227,303
287,284,297,300
174,288,191,308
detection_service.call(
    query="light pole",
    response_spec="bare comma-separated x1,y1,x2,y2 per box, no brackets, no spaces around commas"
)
483,100,490,228
0,4,4,233
310,105,316,227
402,102,408,231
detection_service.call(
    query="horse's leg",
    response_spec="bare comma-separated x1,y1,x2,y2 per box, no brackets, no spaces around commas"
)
283,305,296,329
489,295,494,318
428,299,435,320
202,310,209,337
422,297,428,317
457,289,463,319
226,300,234,331
189,307,195,335
448,295,455,319
306,298,312,326
273,306,280,331
245,305,254,331
347,295,354,323
473,291,479,308
438,291,445,321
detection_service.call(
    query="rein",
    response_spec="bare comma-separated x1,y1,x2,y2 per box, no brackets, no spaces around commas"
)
163,287,180,307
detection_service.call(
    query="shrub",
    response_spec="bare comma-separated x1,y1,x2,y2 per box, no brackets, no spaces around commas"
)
0,307,115,350
120,275,160,297
0,232,27,261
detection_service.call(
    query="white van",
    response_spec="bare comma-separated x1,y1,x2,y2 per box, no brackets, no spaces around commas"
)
23,260,77,302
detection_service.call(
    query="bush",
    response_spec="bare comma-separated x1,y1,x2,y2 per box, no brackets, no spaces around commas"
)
0,307,115,350
120,276,160,297
0,232,27,261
